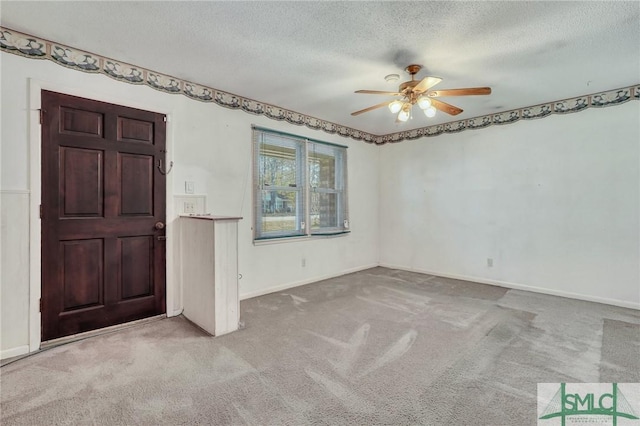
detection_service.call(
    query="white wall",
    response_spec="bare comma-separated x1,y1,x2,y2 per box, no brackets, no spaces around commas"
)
379,101,640,308
0,53,380,357
0,191,30,357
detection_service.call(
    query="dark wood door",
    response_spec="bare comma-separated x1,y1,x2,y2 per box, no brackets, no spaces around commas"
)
41,90,166,341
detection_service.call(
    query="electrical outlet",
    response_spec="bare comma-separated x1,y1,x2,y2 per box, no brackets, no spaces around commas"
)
487,258,493,267
175,195,206,215
184,201,196,214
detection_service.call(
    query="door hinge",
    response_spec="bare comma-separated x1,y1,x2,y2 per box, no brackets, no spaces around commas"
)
39,109,44,125
163,115,168,122
40,204,43,219
39,298,43,312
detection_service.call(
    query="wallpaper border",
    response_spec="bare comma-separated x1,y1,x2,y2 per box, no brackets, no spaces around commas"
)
1,27,638,146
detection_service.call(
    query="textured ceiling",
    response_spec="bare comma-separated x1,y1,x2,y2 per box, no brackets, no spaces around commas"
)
1,1,639,135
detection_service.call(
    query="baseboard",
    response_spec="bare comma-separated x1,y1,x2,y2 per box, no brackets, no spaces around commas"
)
167,309,183,318
240,263,379,300
1,345,30,360
379,263,640,311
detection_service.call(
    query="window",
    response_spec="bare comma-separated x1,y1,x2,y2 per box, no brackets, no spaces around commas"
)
253,127,349,240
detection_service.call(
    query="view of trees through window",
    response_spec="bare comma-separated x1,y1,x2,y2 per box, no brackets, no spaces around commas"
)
259,143,300,234
253,127,348,240
309,152,338,229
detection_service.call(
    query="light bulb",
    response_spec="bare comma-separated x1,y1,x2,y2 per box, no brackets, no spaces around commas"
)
388,100,403,114
417,96,432,110
397,110,410,122
424,106,436,118
397,104,411,122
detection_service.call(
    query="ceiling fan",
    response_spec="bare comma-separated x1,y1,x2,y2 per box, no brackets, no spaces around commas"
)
351,64,491,122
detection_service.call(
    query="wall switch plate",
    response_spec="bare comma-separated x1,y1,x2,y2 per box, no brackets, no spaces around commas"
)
185,181,195,194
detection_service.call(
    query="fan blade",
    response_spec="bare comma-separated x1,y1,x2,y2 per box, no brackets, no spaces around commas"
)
412,76,442,93
428,87,492,97
431,98,463,116
355,90,403,96
351,100,392,116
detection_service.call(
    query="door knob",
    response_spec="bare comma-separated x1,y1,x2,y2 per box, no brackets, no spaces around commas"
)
154,221,165,230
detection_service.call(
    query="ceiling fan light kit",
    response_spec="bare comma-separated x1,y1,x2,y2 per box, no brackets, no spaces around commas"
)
397,103,412,122
388,100,403,113
417,96,432,110
352,64,491,123
424,106,437,118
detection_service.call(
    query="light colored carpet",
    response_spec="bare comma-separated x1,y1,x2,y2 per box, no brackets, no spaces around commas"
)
2,267,639,425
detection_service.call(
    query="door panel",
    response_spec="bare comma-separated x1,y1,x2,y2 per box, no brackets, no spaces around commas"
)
42,90,166,341
120,236,153,299
59,147,103,217
119,153,153,215
118,117,153,143
60,107,104,137
61,239,104,310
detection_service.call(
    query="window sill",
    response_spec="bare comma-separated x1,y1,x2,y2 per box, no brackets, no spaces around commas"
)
253,231,350,246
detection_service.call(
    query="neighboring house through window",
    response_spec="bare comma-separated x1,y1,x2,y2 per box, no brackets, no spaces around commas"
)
253,126,349,240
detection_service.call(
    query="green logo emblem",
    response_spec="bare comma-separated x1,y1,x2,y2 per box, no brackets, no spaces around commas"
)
539,383,639,426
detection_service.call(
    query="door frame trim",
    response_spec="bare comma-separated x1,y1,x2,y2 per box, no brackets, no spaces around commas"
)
28,78,177,352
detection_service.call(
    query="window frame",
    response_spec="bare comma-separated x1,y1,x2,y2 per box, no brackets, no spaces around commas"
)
253,126,349,242
308,141,347,235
